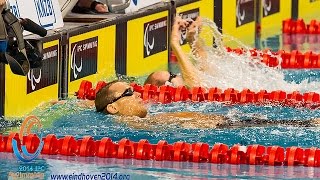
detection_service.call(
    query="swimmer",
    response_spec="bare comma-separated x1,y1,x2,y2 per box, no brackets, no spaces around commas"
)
144,71,184,87
145,16,209,88
95,80,320,129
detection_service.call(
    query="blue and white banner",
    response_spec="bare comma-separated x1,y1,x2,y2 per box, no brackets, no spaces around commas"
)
7,0,64,34
125,0,162,13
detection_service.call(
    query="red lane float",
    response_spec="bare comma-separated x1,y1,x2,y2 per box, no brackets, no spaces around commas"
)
76,80,320,109
228,47,320,69
283,19,320,34
3,134,319,167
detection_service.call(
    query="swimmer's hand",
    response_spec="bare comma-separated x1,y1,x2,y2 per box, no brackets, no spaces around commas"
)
171,16,189,45
186,17,202,44
77,99,95,109
311,118,320,126
50,100,67,105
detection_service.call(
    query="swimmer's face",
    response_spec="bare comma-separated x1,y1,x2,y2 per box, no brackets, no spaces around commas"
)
169,73,184,87
106,82,147,118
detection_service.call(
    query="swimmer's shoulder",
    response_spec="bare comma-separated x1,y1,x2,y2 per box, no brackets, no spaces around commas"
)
154,111,226,120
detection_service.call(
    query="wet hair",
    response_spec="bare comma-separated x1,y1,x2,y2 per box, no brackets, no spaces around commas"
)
95,80,121,112
144,72,167,86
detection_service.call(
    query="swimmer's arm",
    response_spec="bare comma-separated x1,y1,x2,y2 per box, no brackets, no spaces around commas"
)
186,17,208,68
227,118,319,128
76,100,95,108
171,18,201,88
188,39,208,72
49,99,95,109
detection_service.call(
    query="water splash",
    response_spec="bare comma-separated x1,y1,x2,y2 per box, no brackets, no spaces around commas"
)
190,18,320,93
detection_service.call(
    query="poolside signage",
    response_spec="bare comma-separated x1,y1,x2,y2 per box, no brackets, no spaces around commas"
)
178,8,200,45
27,45,58,94
12,115,44,162
143,17,168,58
70,37,98,81
262,0,280,17
236,0,255,27
8,0,21,18
125,0,162,13
7,0,63,34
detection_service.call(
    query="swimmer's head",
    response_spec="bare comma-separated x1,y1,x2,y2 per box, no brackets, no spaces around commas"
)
144,71,184,87
95,80,147,118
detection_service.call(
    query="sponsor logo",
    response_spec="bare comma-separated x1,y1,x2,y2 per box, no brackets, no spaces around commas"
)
71,44,83,79
179,8,200,45
70,37,98,81
262,0,280,17
144,24,155,56
8,0,21,18
12,116,44,162
236,0,254,27
143,17,168,58
34,0,56,29
27,45,58,94
310,0,320,2
28,69,42,91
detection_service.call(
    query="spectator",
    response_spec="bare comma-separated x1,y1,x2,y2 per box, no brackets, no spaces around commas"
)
72,0,108,14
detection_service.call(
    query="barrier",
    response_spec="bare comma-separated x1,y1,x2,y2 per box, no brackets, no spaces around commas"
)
260,0,291,40
297,0,320,23
66,23,116,98
216,0,256,47
4,36,61,117
125,4,170,77
176,0,214,51
2,133,320,167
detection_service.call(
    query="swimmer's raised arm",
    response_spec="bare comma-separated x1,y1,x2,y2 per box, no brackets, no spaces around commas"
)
171,16,201,88
186,17,208,67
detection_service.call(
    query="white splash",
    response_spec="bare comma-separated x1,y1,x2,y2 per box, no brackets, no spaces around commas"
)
190,18,320,93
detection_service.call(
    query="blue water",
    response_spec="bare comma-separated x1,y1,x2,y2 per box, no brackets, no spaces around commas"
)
2,34,320,179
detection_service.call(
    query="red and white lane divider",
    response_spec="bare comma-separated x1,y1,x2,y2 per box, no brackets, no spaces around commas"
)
283,19,320,34
76,80,320,110
2,133,319,167
226,47,320,69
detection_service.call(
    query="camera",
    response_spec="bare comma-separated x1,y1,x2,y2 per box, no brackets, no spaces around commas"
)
0,8,46,75
6,38,43,69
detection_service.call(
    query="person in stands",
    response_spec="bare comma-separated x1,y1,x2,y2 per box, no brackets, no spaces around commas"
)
72,0,108,14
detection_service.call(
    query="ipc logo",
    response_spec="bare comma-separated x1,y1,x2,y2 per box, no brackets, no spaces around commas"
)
12,115,44,162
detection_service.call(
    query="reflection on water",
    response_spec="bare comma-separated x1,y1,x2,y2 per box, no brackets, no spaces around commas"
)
1,152,320,180
282,34,320,53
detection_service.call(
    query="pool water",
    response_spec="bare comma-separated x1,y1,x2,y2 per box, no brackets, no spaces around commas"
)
3,31,320,179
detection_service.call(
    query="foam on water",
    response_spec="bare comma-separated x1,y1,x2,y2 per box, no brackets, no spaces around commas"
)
191,18,320,93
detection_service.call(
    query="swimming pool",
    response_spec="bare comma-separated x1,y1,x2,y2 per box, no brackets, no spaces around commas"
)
3,29,320,179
